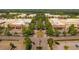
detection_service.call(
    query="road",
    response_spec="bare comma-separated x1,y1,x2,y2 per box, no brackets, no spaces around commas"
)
0,35,79,50
0,36,24,41
30,35,79,50
30,35,50,50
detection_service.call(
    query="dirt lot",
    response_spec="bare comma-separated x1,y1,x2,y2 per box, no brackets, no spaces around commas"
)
0,39,25,50
54,41,79,50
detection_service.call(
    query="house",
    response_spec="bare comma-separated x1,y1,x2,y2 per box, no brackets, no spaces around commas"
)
17,13,26,18
27,14,36,18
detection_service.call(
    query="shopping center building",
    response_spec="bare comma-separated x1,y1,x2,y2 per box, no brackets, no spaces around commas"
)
49,18,79,29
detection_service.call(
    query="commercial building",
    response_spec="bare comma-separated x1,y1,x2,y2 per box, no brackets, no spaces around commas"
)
0,19,32,29
49,18,79,29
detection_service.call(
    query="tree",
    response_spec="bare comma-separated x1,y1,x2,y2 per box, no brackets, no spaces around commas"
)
47,38,60,50
29,23,35,30
4,27,12,36
10,43,16,50
46,27,55,36
7,24,13,30
54,29,60,37
64,45,69,50
0,27,4,35
68,24,77,36
24,37,32,50
22,27,34,37
63,31,67,36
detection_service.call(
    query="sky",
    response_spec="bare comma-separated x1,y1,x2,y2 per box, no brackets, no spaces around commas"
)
0,0,79,9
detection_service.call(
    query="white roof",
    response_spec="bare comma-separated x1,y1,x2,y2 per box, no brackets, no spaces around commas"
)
49,18,79,26
28,14,36,17
66,19,79,24
23,19,32,23
12,20,25,25
0,19,5,23
11,19,32,25
49,18,65,26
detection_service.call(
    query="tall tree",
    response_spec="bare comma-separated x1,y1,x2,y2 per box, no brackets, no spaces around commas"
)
68,24,77,35
47,38,60,50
